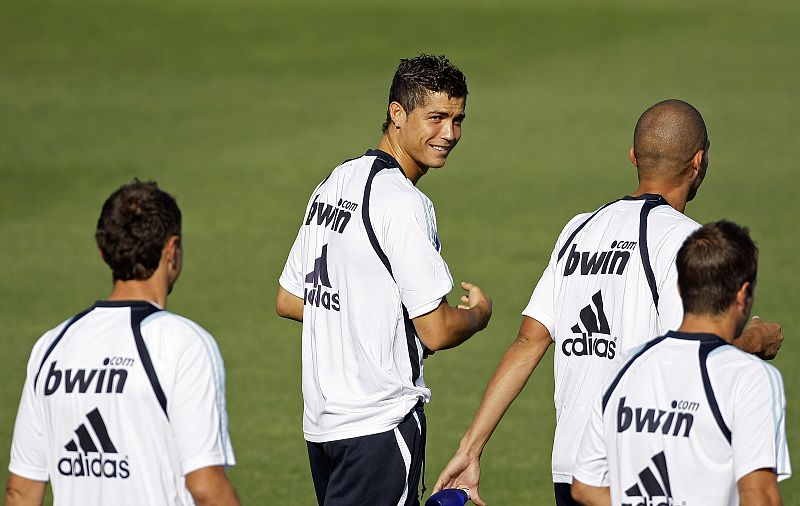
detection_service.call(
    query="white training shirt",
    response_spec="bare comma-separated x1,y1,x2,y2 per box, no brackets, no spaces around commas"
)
574,331,791,505
279,149,453,443
522,194,700,483
9,300,235,506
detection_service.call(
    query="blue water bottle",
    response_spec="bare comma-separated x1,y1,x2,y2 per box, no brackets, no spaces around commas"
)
425,488,470,506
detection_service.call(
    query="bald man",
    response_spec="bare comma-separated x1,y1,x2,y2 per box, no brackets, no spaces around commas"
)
432,99,784,506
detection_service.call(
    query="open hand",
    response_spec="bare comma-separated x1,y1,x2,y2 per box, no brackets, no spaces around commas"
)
433,451,486,506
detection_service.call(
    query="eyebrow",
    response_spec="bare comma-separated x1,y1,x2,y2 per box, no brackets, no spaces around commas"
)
426,110,467,120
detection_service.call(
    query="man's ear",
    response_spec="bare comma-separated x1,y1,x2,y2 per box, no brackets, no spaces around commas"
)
629,146,638,167
678,149,703,186
691,149,705,170
735,281,752,313
388,101,406,129
164,235,181,269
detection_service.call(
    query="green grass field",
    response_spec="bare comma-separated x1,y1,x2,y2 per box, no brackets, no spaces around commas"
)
2,0,798,503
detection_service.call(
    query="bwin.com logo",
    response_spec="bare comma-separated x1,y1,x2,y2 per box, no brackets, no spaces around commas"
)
622,451,684,506
304,244,340,311
562,290,617,359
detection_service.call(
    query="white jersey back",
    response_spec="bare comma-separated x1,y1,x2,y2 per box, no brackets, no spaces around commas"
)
575,331,791,505
522,194,700,482
279,149,453,443
9,301,235,505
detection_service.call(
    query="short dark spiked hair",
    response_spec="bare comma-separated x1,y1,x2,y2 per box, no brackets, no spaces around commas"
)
382,54,468,132
95,180,181,281
677,220,758,316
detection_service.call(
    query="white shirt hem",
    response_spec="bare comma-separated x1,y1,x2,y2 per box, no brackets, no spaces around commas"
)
571,467,606,487
552,472,572,484
8,463,48,482
182,453,236,476
521,307,556,339
278,277,304,299
406,296,447,320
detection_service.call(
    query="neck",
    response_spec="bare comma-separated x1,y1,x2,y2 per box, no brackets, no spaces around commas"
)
107,275,169,308
677,312,738,343
630,181,689,213
377,134,426,185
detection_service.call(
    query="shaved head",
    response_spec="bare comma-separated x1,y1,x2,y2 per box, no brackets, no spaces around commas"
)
633,99,708,183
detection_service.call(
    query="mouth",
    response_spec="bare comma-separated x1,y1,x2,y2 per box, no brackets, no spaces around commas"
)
430,145,451,154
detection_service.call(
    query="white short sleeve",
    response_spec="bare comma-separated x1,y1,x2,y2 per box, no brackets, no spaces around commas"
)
522,247,557,337
573,394,609,487
167,323,236,475
9,373,48,481
656,269,683,334
279,228,305,299
8,333,56,481
733,362,791,482
375,188,453,319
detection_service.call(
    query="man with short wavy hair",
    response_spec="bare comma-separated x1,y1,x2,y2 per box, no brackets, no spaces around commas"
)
6,181,239,506
277,54,492,505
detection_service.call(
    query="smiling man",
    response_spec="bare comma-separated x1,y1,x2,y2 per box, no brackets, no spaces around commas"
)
275,55,492,506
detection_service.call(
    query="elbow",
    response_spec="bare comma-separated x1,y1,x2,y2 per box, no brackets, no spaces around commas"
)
416,330,450,352
275,302,302,322
275,289,303,322
275,300,291,318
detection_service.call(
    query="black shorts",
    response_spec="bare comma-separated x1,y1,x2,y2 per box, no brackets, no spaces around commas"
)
307,403,426,506
554,482,580,506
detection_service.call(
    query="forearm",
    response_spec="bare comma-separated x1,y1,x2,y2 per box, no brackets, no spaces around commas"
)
459,321,551,456
434,319,551,500
740,490,782,506
734,326,762,354
434,305,491,351
414,286,492,352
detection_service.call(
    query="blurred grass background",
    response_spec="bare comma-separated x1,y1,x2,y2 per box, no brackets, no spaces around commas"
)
1,0,798,503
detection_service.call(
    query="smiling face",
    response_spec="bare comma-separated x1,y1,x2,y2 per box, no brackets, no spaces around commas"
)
390,91,466,180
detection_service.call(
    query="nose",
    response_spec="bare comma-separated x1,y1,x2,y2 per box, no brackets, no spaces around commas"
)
440,120,458,142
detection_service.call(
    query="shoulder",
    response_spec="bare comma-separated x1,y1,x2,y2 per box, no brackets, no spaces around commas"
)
558,211,594,237
25,317,74,370
36,316,74,345
333,152,372,174
608,334,672,380
549,210,598,254
370,170,430,215
141,311,221,354
332,151,395,179
709,346,784,390
308,153,373,196
648,206,701,241
557,197,634,237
